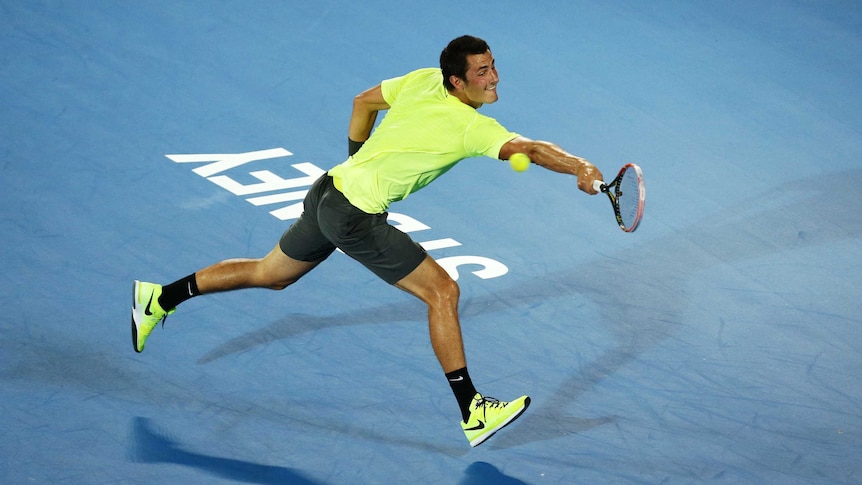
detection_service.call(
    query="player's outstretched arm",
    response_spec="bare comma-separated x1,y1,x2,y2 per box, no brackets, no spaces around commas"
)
499,136,603,194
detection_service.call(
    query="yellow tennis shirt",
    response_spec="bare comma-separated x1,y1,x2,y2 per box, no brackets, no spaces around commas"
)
328,67,519,214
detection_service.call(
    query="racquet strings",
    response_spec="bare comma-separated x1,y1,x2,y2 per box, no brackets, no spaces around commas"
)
617,165,642,230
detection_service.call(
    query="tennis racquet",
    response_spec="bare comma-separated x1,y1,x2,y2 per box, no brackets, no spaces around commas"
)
592,163,646,233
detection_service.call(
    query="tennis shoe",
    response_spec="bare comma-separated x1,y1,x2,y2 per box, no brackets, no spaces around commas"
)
131,280,174,353
461,393,530,447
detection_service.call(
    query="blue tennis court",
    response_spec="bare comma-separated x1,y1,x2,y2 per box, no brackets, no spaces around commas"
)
2,1,860,483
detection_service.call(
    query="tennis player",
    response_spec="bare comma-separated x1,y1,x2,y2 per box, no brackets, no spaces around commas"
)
132,35,602,447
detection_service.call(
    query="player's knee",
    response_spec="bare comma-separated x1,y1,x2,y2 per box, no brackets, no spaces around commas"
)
267,281,290,291
431,274,460,306
265,273,302,291
253,263,297,291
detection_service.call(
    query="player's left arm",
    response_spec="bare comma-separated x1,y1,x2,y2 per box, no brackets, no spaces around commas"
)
348,84,390,155
499,136,603,194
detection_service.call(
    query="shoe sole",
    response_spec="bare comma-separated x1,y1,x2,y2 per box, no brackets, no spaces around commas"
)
470,396,531,447
131,280,142,353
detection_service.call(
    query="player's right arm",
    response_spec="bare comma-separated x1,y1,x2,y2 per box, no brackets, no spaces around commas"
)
348,84,390,153
500,136,603,194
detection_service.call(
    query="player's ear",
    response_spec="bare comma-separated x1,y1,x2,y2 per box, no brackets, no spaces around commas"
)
449,75,464,90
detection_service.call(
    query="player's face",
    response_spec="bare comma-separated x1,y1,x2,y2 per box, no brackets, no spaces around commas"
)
459,50,499,108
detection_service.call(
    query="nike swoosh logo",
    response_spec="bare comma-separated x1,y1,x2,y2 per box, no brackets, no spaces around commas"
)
144,292,155,316
448,376,464,382
465,420,485,431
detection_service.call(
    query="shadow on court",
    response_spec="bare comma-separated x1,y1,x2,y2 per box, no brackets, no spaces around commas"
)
130,417,323,485
459,461,530,484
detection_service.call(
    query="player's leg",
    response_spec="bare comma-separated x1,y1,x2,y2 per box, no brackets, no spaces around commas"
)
132,175,337,353
331,212,530,446
393,256,465,373
191,174,338,297
394,255,531,446
194,243,322,293
313,174,531,445
132,245,326,353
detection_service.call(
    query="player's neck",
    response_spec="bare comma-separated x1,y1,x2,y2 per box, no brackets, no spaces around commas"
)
448,89,482,109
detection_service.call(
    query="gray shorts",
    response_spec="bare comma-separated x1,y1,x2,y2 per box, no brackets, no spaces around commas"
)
279,174,427,284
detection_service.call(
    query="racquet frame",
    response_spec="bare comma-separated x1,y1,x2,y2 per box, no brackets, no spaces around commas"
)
593,163,645,233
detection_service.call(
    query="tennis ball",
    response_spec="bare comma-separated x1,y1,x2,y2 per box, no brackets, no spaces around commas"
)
509,152,530,172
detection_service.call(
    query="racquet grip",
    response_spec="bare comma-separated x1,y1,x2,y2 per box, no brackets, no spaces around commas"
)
592,180,604,192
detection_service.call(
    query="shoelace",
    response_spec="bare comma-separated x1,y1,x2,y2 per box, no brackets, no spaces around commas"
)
476,396,505,409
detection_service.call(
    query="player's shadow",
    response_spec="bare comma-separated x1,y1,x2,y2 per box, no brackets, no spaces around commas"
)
459,461,530,484
129,417,324,485
198,169,862,447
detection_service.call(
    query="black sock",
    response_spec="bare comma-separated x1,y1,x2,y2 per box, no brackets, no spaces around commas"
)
446,367,478,422
158,273,200,310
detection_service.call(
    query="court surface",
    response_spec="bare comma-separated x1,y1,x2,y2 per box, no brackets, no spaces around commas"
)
2,1,861,483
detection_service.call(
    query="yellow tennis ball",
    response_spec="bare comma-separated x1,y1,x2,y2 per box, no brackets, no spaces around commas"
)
509,152,530,172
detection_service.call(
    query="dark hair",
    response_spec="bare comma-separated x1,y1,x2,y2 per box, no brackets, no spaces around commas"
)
440,35,490,91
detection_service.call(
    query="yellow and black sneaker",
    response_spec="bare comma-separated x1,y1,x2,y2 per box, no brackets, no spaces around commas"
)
131,280,175,353
461,393,530,447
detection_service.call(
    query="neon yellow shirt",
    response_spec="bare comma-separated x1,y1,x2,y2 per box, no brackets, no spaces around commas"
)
328,67,519,214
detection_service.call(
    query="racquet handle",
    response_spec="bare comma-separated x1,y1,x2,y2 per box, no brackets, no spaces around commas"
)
592,180,604,192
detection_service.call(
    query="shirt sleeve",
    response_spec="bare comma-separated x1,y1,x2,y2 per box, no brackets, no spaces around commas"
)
465,114,520,160
381,68,442,106
380,73,409,105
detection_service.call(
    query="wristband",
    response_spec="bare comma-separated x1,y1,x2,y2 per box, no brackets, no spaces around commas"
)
348,138,364,157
